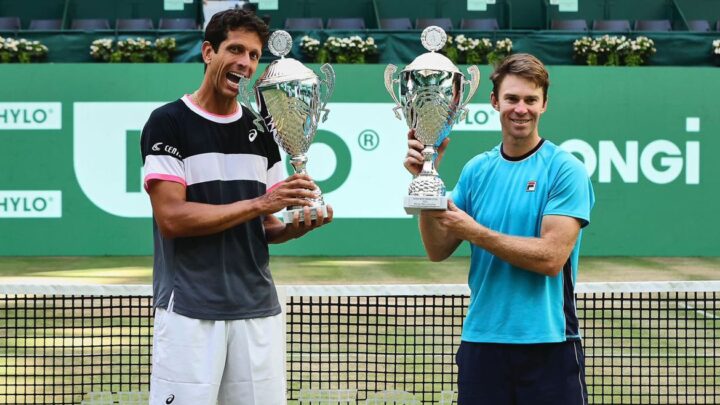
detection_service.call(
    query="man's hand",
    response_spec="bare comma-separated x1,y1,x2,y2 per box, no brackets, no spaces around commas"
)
403,129,450,176
423,199,478,242
264,204,334,243
256,173,318,215
289,204,334,231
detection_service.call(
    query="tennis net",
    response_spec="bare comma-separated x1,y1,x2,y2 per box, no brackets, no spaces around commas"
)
1,281,718,404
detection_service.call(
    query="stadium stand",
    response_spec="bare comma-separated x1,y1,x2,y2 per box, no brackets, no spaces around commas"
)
0,0,717,65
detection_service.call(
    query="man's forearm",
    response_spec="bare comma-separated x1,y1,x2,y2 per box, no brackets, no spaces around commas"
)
153,198,265,239
419,214,462,261
468,219,579,276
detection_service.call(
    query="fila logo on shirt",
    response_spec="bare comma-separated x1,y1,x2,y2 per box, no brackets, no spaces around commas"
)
526,181,537,192
248,128,258,142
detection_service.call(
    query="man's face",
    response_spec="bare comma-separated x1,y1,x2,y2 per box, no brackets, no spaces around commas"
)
203,28,262,99
491,74,547,142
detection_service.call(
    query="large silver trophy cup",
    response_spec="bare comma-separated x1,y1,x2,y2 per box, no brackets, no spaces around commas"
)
385,26,480,214
239,31,335,223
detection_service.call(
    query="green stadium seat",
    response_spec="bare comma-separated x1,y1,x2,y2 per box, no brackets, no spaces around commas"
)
634,19,671,31
415,18,453,31
71,19,110,30
28,19,63,30
551,19,588,31
686,20,710,32
158,18,198,30
379,18,412,30
327,18,365,30
460,18,499,30
284,18,323,30
592,19,631,32
116,18,154,31
0,16,21,31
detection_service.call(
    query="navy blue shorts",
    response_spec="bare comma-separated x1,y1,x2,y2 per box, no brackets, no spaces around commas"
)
456,340,588,405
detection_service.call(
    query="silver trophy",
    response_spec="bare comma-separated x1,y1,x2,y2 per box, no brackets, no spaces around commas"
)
385,26,480,214
238,30,334,223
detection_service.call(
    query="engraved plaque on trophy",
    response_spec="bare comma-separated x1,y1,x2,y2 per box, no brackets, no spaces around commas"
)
384,26,480,215
238,30,335,223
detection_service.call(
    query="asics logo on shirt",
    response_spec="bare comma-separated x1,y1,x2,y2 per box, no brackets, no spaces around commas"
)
165,394,175,404
249,129,258,142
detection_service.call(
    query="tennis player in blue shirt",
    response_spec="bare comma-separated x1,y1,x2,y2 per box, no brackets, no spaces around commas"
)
404,53,595,405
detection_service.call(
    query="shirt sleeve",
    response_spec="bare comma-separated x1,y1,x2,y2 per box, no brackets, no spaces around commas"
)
544,155,595,228
140,108,185,191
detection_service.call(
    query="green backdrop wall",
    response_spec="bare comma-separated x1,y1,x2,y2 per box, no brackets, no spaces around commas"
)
0,64,717,256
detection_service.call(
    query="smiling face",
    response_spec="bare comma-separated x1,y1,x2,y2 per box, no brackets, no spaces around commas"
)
202,28,262,100
491,73,547,146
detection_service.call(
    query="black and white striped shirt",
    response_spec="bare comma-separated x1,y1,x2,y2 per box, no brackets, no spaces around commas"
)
141,95,284,320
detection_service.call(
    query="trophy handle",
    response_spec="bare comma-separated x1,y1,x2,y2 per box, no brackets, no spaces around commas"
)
458,65,481,122
384,64,403,120
237,77,266,132
318,63,335,123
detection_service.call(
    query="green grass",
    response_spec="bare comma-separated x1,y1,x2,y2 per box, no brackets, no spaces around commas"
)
1,256,719,285
1,256,718,404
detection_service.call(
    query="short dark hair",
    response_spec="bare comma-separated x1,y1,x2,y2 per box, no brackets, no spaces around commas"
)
203,8,270,52
490,53,550,101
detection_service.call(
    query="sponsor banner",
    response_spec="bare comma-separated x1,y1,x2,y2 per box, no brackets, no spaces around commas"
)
73,102,159,218
453,104,502,131
0,64,717,255
0,191,62,218
70,102,498,219
0,103,62,130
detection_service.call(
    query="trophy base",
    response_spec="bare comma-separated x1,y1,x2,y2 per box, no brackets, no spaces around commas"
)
283,204,328,224
404,195,448,215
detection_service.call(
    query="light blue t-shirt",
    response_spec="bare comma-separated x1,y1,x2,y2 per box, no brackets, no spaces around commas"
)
452,139,595,344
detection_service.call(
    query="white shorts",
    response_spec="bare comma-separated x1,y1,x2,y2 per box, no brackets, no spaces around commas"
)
149,308,286,405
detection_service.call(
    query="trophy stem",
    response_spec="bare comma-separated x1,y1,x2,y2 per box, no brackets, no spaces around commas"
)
285,153,326,223
419,145,438,177
290,154,308,175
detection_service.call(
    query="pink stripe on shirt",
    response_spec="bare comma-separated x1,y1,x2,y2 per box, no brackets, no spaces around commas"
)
144,173,187,191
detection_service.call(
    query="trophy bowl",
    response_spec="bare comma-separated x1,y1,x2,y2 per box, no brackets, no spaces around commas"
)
384,26,480,215
238,30,335,223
